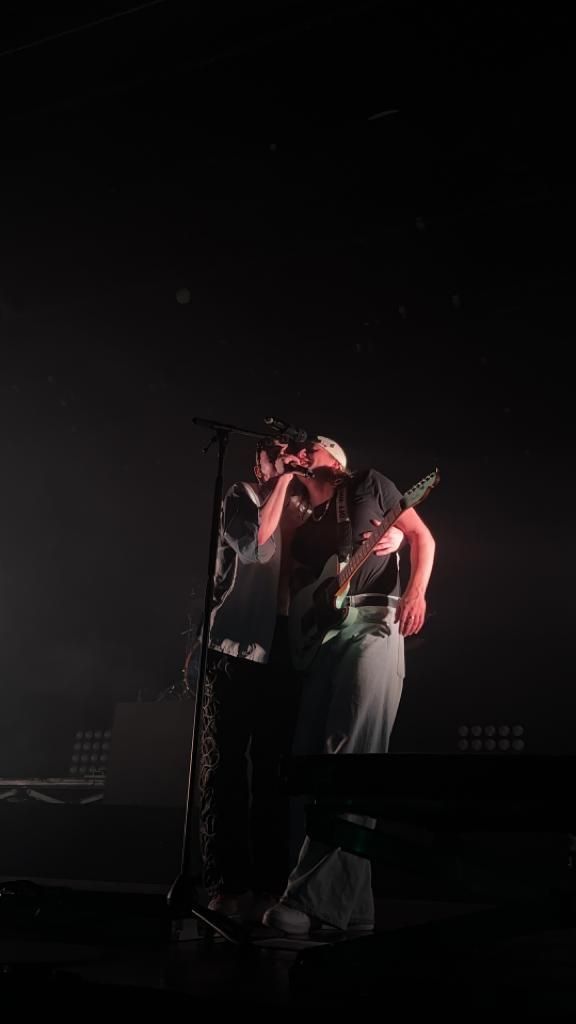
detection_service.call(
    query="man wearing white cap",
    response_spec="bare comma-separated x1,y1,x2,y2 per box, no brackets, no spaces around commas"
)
263,435,436,935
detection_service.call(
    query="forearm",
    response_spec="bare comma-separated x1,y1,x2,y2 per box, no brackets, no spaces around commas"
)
258,474,293,545
404,529,435,597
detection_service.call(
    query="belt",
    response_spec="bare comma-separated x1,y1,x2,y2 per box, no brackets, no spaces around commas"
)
343,593,400,609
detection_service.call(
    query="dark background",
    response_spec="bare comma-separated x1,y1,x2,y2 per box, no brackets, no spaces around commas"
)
0,1,573,774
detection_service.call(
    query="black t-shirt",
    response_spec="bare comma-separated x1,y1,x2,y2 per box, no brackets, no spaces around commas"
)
291,468,403,596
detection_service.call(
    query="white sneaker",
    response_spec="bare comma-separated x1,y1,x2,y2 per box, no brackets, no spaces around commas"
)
262,901,374,935
262,902,314,935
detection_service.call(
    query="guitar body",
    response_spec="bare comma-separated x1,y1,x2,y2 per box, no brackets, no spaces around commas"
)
289,554,357,670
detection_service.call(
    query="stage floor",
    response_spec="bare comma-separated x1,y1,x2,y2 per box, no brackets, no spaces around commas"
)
2,887,576,1012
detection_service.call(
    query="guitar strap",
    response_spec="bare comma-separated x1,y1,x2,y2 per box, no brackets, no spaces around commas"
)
335,480,353,565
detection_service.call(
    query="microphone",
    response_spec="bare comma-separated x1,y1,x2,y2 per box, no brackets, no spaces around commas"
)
263,416,311,445
285,463,315,479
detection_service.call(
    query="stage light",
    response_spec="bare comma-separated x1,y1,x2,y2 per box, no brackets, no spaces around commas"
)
68,727,112,779
457,723,526,753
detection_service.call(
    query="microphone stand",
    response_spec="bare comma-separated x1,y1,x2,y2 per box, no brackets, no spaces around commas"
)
166,417,281,944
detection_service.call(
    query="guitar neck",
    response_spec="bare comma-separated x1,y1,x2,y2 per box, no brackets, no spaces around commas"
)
336,500,404,594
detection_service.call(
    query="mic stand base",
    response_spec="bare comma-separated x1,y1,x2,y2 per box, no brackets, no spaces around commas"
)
167,874,250,945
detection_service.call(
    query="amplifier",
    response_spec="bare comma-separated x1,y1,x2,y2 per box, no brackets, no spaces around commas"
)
104,701,196,807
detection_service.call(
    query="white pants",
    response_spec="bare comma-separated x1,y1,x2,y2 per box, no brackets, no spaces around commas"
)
284,604,405,929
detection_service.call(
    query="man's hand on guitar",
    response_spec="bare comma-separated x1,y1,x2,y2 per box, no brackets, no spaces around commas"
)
361,521,404,556
396,589,426,636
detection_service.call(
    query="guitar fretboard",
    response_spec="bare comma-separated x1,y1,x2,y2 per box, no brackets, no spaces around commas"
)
337,500,403,593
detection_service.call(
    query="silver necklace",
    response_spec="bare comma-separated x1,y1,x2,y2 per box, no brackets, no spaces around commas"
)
311,498,331,522
288,493,332,522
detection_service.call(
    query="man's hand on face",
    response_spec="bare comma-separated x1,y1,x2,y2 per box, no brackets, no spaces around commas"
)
274,443,309,477
259,443,306,482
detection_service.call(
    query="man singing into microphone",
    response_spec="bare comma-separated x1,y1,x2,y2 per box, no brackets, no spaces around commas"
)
195,436,302,923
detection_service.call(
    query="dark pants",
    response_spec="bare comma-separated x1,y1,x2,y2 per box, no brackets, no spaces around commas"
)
199,618,301,898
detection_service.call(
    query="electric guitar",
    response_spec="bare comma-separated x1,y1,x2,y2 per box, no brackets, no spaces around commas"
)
289,469,440,670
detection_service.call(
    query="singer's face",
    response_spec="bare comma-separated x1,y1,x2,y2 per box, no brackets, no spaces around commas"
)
256,442,287,482
255,441,305,482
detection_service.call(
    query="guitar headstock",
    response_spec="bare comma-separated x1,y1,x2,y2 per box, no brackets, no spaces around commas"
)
400,468,440,510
